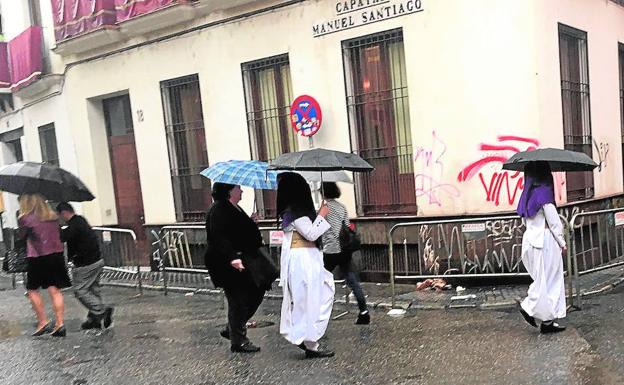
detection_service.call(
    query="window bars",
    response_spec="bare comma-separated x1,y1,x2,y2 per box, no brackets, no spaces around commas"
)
38,123,59,166
342,28,416,216
559,24,594,202
161,74,211,222
242,54,296,219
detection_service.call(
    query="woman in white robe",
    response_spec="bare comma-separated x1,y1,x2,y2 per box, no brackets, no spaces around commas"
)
516,161,567,334
276,172,336,358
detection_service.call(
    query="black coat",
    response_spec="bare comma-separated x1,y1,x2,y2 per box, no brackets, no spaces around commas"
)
204,200,263,289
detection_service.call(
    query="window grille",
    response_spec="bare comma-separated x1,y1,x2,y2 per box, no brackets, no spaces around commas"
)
242,54,297,219
559,24,594,202
343,28,416,216
161,74,211,222
38,123,59,166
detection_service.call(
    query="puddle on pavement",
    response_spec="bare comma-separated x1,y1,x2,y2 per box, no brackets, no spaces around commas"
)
0,320,23,340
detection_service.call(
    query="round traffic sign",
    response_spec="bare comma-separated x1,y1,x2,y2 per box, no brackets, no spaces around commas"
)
290,95,322,137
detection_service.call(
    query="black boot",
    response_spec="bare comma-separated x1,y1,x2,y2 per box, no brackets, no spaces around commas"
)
304,347,335,359
355,311,370,325
540,321,566,334
219,328,230,340
517,302,537,328
81,313,102,330
231,341,261,353
103,307,114,329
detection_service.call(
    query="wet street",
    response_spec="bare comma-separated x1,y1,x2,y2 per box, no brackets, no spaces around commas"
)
1,276,623,385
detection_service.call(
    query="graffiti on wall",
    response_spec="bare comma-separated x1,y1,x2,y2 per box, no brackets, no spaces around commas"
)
456,135,569,206
593,139,609,171
413,130,461,206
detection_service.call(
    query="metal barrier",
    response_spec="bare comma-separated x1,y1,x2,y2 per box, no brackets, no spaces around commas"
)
93,227,143,295
569,208,624,309
387,215,574,307
154,225,281,295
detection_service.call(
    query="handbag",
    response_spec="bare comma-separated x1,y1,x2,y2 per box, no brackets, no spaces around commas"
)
242,246,279,290
339,222,361,252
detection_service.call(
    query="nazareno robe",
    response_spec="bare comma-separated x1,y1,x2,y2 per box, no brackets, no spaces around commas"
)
279,215,335,345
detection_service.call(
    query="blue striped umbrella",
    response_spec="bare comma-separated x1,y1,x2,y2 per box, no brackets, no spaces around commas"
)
200,160,279,190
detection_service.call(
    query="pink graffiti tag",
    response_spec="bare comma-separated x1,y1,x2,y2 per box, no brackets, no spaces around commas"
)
457,136,540,206
414,131,461,206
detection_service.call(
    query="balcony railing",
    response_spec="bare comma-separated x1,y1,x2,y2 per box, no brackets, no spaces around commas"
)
51,0,117,42
0,43,10,88
8,26,43,92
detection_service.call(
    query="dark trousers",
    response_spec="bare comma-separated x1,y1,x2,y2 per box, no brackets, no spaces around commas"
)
324,252,368,313
223,283,265,347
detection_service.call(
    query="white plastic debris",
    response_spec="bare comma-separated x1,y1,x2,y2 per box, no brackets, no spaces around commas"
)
450,294,477,301
456,286,466,293
185,292,194,297
387,308,406,317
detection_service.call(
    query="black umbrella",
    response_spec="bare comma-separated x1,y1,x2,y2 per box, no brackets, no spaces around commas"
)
0,162,95,202
268,148,374,172
502,148,598,172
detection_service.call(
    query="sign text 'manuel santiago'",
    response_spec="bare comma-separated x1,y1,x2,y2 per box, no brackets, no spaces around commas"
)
313,0,423,38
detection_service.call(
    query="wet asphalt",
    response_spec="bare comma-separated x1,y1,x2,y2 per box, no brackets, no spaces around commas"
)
0,275,622,385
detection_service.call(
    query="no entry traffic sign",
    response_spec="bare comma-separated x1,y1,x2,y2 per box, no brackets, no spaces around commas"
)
290,95,322,137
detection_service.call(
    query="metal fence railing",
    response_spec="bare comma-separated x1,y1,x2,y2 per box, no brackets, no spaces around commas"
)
387,215,576,307
93,227,143,295
569,208,624,309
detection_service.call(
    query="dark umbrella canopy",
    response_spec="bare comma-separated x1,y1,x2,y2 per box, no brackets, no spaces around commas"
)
269,148,374,172
0,162,95,202
502,148,598,172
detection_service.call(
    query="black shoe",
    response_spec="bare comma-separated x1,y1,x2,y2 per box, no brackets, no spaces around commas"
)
32,322,52,337
103,307,114,329
305,348,335,359
231,342,261,353
50,325,66,337
297,343,307,351
540,321,566,334
355,311,370,325
81,317,102,330
220,329,230,340
517,302,537,328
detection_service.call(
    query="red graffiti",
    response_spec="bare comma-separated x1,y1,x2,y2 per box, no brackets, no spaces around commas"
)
457,136,540,206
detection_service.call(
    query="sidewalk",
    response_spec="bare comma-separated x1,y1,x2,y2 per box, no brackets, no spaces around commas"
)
98,261,624,312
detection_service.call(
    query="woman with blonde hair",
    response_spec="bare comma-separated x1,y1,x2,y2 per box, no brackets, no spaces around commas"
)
17,193,70,337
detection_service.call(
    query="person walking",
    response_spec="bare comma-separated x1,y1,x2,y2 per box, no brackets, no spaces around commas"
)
56,202,113,330
277,172,335,359
516,161,567,334
204,183,267,353
321,182,370,325
17,194,70,337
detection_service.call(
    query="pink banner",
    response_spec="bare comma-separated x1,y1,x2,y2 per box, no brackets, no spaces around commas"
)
51,0,117,41
9,26,43,91
0,43,10,88
115,0,186,23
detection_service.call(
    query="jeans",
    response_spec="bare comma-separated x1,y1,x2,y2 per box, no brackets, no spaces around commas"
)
323,251,368,313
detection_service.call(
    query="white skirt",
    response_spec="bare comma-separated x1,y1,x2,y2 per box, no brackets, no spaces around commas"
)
520,231,567,322
280,247,335,344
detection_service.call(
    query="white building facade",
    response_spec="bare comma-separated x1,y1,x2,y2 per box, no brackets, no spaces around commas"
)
1,0,624,267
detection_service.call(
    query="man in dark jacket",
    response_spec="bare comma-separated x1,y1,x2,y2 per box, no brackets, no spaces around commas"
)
57,202,113,330
205,183,268,353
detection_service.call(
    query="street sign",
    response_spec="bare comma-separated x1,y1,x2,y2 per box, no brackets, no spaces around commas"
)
290,95,322,137
270,230,284,246
615,211,624,227
102,231,112,243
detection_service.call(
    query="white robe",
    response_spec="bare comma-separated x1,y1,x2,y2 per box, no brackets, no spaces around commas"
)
279,216,335,345
520,203,567,322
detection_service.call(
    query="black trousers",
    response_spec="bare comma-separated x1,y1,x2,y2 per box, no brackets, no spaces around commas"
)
223,283,265,347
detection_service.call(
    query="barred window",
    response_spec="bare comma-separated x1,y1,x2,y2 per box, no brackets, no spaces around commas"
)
343,28,416,216
559,24,594,202
242,54,297,219
161,74,211,222
38,123,59,166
